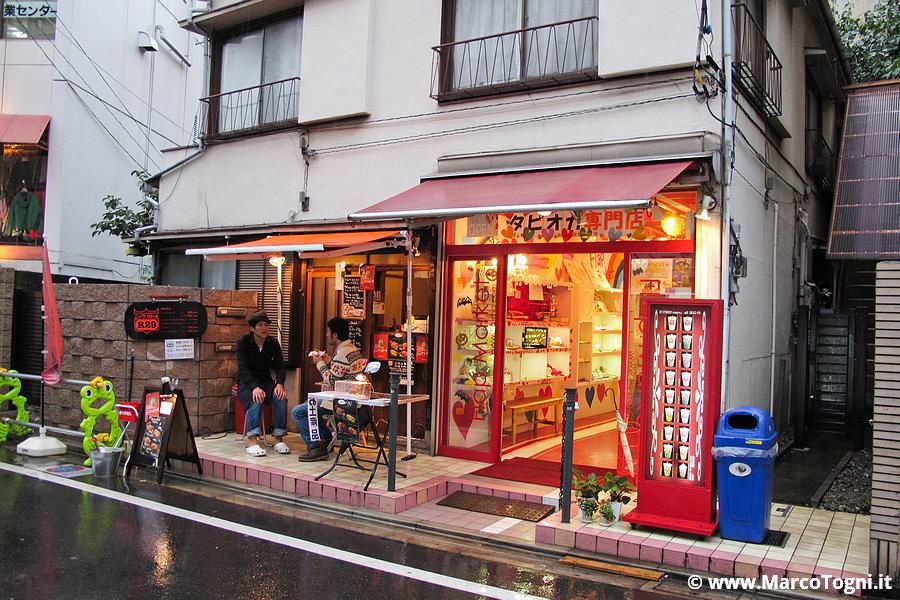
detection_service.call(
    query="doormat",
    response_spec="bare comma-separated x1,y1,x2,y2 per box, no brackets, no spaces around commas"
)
39,463,93,478
437,491,554,522
470,457,613,488
760,529,789,547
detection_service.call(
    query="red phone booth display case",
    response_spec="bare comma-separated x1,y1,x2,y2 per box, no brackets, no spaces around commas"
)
623,297,723,535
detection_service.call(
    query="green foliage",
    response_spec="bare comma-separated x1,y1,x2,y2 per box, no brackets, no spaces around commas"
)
598,499,616,523
600,472,635,505
572,468,602,498
576,495,599,518
91,170,157,239
833,0,900,83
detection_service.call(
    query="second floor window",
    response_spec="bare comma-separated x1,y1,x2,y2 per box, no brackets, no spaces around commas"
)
436,0,597,99
2,1,56,39
214,12,302,134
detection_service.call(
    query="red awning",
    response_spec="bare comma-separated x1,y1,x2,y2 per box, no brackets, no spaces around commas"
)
350,161,693,220
0,114,50,144
185,230,401,260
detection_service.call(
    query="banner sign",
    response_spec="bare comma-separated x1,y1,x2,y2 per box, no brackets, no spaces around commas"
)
307,396,321,442
124,301,208,340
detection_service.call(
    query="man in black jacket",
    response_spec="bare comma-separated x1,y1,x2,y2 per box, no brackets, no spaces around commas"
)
236,310,290,457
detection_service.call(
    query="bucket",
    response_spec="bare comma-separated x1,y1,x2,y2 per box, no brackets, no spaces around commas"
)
90,447,123,478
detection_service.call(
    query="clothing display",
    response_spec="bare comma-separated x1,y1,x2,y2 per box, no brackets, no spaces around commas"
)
4,190,42,237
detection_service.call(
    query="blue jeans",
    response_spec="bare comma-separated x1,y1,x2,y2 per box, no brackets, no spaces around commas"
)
291,401,331,449
237,383,287,438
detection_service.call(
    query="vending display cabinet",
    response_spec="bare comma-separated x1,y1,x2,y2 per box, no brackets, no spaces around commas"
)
623,297,724,535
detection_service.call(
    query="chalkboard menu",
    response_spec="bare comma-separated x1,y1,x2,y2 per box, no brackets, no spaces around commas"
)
126,387,202,483
348,321,364,354
341,276,365,320
125,301,208,340
522,326,548,349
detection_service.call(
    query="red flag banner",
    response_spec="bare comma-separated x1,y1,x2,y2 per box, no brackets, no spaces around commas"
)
41,241,62,385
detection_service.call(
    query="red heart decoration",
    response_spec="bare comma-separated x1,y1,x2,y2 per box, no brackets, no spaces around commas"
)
501,226,515,239
555,267,563,281
541,228,555,242
561,229,574,242
597,383,606,406
452,399,475,440
515,387,525,400
541,406,550,418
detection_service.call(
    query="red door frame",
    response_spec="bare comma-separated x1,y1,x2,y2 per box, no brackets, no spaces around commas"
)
437,240,696,463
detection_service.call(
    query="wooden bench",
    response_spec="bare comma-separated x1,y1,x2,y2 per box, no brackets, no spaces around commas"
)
504,395,564,444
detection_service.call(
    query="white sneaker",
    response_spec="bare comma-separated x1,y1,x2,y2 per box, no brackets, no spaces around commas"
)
245,444,266,457
274,442,291,455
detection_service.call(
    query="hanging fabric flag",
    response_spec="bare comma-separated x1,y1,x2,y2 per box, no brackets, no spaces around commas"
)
41,241,63,385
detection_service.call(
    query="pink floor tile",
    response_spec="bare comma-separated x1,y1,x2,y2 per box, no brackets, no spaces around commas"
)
709,550,738,576
365,493,380,510
662,543,690,568
554,528,576,548
336,487,351,505
258,471,271,489
235,467,247,483
224,464,235,480
639,538,667,564
575,531,597,552
535,524,555,545
734,554,763,578
686,546,714,571
247,469,259,486
282,476,296,494
308,481,323,498
295,479,309,496
760,557,789,578
213,462,224,478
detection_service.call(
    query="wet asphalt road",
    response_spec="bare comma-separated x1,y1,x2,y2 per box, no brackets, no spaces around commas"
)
0,449,691,600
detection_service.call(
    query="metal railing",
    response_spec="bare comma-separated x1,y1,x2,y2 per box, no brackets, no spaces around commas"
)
200,77,300,138
806,128,836,192
431,16,599,101
731,3,782,118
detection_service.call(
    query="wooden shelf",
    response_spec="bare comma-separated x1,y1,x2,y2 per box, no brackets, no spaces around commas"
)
503,375,567,390
506,320,570,327
592,350,620,356
593,328,622,334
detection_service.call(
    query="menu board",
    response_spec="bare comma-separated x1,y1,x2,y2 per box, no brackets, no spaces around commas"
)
124,301,208,340
348,321,364,354
649,309,706,484
126,387,202,483
341,276,365,320
334,397,362,444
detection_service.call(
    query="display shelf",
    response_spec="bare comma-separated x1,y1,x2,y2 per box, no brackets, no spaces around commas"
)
505,347,570,354
592,350,620,356
593,327,623,334
506,319,570,328
503,375,566,390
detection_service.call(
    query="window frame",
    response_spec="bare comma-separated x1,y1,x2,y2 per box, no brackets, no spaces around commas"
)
0,0,57,40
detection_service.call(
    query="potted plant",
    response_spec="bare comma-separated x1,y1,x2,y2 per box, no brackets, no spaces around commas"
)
600,472,635,521
597,499,616,525
572,468,602,522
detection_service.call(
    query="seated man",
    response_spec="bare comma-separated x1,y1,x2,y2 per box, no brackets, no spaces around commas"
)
292,316,365,461
236,310,290,457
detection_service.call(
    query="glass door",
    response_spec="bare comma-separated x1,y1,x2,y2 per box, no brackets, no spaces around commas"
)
441,257,502,460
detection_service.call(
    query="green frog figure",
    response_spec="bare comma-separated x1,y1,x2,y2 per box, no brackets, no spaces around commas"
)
79,376,121,466
0,369,29,443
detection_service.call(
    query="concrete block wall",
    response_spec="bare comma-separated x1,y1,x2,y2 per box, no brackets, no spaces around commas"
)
0,268,13,366
44,283,258,434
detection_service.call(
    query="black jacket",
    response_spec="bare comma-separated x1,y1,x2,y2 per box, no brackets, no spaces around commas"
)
236,333,286,389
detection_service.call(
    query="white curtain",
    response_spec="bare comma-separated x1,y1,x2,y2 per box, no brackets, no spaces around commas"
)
220,30,263,131
524,0,596,77
262,15,303,123
451,0,518,89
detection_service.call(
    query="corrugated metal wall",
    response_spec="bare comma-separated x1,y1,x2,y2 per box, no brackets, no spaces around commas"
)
872,261,900,578
236,258,296,363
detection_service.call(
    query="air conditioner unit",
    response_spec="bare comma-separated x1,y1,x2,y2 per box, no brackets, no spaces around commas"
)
191,0,210,15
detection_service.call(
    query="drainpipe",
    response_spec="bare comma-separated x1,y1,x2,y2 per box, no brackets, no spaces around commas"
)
721,0,735,409
769,201,778,416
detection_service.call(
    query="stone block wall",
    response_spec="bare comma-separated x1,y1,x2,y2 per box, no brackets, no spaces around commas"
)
0,268,13,366
43,283,258,434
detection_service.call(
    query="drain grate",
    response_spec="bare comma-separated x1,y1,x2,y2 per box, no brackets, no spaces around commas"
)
437,491,554,522
761,529,789,547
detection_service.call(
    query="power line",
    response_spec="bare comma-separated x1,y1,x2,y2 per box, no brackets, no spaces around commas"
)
314,92,695,155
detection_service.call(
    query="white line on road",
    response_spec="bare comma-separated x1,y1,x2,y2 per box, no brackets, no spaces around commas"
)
0,462,547,600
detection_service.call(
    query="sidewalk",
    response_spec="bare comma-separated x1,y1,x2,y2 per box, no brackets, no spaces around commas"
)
174,434,871,596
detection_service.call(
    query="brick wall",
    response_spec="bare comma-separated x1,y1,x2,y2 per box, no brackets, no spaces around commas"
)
0,268,13,366
41,282,258,434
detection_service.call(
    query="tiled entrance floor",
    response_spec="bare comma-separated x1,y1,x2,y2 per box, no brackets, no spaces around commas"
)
182,434,870,594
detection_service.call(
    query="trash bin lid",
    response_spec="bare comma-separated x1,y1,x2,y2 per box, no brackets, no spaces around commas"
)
714,406,777,449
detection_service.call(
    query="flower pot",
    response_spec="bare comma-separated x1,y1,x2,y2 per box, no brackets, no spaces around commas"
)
610,501,623,521
578,506,595,523
89,447,123,478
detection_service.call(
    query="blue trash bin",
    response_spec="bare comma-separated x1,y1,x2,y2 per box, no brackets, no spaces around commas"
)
713,406,778,543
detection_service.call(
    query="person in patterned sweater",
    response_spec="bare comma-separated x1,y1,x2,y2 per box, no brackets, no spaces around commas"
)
293,317,365,461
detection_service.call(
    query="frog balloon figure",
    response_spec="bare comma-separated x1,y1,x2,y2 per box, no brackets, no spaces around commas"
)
0,368,29,442
79,376,121,466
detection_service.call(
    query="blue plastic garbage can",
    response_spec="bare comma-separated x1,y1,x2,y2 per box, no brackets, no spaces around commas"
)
713,407,777,543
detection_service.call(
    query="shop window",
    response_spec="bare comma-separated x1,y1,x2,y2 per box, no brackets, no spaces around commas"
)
1,144,47,243
1,1,56,39
434,0,597,100
208,11,302,136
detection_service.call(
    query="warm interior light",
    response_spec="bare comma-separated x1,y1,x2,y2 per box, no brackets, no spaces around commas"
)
268,255,286,267
660,214,684,237
537,210,552,216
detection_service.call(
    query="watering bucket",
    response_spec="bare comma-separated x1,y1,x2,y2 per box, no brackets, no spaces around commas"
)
90,447,123,478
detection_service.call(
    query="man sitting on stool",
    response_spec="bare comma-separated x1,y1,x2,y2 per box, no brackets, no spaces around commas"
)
237,310,290,457
293,316,364,461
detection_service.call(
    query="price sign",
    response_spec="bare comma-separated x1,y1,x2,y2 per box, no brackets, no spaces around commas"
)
341,276,365,320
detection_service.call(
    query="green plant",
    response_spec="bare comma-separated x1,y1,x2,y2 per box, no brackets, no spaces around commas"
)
833,0,900,83
598,499,616,523
600,472,635,505
91,170,157,240
576,495,599,518
572,468,602,498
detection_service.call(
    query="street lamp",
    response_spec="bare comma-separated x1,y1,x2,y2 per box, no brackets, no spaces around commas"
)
268,255,286,344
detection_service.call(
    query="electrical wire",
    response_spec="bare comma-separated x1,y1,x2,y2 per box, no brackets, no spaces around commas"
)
313,92,695,155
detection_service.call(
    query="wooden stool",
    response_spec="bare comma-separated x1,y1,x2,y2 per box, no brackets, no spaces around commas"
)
504,395,564,444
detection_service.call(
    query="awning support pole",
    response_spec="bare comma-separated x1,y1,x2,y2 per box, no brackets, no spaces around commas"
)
403,226,416,460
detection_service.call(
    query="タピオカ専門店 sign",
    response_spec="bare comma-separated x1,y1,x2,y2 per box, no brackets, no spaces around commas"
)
124,301,208,340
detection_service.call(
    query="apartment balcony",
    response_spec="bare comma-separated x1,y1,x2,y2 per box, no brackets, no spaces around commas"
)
731,3,782,119
431,16,599,102
200,77,300,140
806,128,836,194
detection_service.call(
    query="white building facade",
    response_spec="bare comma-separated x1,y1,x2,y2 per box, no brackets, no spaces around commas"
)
153,0,848,458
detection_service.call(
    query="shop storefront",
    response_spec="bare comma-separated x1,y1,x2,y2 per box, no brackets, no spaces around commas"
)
0,114,50,259
351,159,720,472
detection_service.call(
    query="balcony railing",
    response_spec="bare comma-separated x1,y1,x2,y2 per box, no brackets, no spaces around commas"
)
200,77,300,139
431,16,599,102
806,128,836,193
731,3,782,118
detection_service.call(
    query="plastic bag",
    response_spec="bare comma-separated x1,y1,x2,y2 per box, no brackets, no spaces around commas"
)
711,443,778,459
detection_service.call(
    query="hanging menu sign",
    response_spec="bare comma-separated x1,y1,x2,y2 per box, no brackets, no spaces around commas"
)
348,321,364,354
622,298,723,536
341,276,365,320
